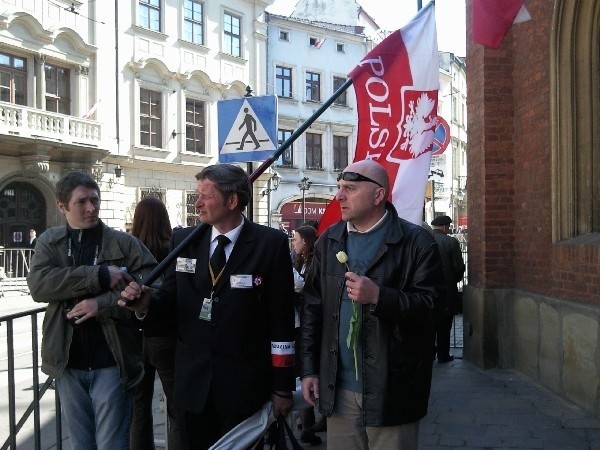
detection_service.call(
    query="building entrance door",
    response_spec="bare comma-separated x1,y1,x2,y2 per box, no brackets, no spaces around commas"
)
0,182,46,247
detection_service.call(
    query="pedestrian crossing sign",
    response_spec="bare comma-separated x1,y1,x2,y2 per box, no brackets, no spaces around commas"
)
217,95,278,163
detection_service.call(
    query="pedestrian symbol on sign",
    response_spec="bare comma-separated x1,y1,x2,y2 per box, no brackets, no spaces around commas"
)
237,108,261,150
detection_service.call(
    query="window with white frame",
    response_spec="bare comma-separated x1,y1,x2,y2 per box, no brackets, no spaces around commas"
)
333,135,348,171
276,129,294,167
336,43,345,53
140,88,162,148
276,66,292,98
44,63,70,115
306,132,322,169
309,37,324,48
139,0,161,31
333,76,347,106
140,187,166,202
184,0,203,44
306,71,320,102
185,190,200,225
223,12,241,57
0,52,26,105
185,98,205,153
279,30,289,41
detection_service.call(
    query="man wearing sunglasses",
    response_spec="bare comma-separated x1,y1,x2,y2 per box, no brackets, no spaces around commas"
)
300,159,443,449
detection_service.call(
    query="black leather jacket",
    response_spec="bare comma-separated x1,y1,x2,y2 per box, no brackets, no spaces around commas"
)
300,203,444,426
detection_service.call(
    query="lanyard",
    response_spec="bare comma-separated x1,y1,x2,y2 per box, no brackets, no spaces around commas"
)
209,261,226,288
68,237,99,266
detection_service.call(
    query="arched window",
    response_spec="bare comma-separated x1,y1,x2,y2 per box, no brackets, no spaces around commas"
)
551,1,600,241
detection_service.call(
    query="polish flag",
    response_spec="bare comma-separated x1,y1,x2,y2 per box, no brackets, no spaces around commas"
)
472,0,531,49
318,2,438,233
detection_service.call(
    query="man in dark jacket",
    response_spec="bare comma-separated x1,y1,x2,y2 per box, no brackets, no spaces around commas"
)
27,171,157,449
300,160,444,449
120,164,296,449
430,215,465,362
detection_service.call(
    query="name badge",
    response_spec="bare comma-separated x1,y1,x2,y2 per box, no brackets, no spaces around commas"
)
199,295,212,321
230,274,253,289
176,257,197,273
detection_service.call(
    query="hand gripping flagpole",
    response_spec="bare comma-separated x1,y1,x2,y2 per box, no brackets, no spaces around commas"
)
139,79,354,287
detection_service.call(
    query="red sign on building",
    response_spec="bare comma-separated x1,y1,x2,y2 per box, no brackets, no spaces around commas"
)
280,200,330,231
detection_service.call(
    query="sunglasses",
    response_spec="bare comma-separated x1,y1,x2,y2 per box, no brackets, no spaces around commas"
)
337,171,384,188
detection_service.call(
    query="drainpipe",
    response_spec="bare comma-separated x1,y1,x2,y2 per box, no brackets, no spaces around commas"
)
114,0,120,153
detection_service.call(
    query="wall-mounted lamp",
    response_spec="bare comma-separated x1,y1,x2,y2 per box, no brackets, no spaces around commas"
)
262,172,281,228
428,169,444,178
106,164,123,189
91,163,123,189
261,171,281,197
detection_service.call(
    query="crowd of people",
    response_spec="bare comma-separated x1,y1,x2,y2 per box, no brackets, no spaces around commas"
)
26,160,465,450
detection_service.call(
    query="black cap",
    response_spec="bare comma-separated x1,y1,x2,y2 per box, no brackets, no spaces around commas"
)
431,215,452,226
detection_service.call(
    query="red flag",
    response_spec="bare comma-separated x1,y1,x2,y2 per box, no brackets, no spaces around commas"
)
472,0,525,49
318,3,438,234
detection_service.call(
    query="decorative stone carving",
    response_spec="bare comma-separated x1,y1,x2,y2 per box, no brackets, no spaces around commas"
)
20,155,50,176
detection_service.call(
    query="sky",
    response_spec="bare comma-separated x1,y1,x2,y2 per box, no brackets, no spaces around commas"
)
266,0,466,56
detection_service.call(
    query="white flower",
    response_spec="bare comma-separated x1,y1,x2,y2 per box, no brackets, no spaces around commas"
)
336,251,348,265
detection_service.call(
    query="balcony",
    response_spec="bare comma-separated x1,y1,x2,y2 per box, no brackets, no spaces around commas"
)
0,101,102,149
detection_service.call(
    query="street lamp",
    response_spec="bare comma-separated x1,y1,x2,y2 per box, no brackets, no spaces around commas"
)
298,177,311,224
261,172,281,227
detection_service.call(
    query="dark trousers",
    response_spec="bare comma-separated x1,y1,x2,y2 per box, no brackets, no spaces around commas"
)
182,394,251,450
130,336,180,450
434,313,454,359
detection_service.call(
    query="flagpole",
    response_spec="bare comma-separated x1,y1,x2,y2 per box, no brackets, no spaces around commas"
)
251,78,353,182
138,78,354,287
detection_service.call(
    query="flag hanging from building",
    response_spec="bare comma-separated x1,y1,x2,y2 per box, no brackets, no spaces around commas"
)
318,2,439,233
472,0,531,49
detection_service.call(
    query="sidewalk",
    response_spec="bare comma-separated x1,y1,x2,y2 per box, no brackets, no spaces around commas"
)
150,352,600,449
1,294,599,449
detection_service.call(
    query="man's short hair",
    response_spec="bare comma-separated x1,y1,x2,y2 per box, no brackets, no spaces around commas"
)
56,171,100,205
195,164,251,210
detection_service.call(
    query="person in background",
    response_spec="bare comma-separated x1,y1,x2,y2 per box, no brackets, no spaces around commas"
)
28,229,37,248
119,164,296,449
430,215,465,363
27,171,157,450
300,160,443,449
291,225,322,445
130,196,180,449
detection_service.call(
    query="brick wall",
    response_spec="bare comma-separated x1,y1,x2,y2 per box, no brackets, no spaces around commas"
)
467,0,600,306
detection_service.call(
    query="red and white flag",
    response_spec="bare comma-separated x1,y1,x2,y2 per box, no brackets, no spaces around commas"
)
318,2,438,232
472,0,531,49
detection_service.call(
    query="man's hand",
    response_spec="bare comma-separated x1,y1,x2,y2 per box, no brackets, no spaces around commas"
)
271,392,293,418
108,266,134,291
66,298,98,325
345,271,379,305
301,376,320,407
117,281,151,314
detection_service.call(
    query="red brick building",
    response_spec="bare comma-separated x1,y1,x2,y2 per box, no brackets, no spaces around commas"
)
464,0,600,418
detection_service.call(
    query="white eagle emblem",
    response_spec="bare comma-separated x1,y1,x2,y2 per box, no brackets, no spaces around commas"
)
400,93,438,157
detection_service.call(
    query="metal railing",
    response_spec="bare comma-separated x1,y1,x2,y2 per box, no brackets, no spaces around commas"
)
0,248,32,296
0,307,63,450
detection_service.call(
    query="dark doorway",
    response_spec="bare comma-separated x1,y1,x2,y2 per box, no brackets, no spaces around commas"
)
0,182,46,247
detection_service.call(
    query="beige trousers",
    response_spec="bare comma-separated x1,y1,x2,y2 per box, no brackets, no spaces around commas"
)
327,388,420,450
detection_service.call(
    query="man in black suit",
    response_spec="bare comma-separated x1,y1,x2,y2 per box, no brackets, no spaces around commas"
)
28,229,37,248
120,164,296,449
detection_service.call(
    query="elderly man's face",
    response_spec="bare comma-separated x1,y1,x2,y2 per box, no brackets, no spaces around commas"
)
335,176,383,226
